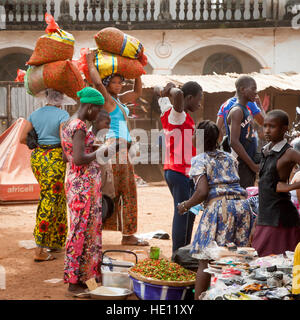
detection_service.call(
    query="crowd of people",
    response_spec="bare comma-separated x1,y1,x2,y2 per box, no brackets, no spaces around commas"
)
19,51,300,299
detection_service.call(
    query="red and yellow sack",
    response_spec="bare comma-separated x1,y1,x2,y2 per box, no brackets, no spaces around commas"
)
94,27,147,66
24,60,84,100
27,13,74,66
79,48,146,83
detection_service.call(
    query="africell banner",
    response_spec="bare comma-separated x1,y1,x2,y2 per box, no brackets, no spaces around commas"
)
0,118,40,202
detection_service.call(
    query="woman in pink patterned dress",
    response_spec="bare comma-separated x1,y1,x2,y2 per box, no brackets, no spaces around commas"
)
61,87,106,296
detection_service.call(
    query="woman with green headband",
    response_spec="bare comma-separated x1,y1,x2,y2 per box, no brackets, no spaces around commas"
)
61,87,106,296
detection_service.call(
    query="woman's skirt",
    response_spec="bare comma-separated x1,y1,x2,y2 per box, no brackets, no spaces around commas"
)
64,162,102,284
31,146,68,249
190,196,255,260
252,224,300,257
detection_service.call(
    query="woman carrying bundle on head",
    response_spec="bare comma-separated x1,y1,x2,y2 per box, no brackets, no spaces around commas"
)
19,89,70,262
86,49,149,247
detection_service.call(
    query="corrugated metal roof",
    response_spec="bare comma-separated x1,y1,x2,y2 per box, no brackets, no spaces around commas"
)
141,72,300,93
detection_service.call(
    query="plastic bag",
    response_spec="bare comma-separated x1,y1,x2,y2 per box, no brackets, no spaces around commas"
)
18,240,37,249
15,69,26,82
27,13,74,65
79,48,146,83
0,265,5,290
25,60,84,100
94,27,147,66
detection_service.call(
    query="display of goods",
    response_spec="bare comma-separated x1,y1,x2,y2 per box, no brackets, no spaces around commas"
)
79,48,146,83
15,69,26,82
94,27,147,66
24,60,84,100
27,13,74,66
292,242,300,295
129,258,196,284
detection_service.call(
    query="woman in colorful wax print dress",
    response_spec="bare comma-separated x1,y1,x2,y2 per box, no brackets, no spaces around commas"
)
177,120,255,300
19,89,69,262
61,87,105,296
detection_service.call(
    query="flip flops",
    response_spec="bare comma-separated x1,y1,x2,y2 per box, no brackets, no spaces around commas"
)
153,232,170,240
121,239,150,246
65,289,90,298
34,254,56,262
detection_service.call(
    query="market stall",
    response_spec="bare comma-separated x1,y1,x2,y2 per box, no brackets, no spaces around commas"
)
194,241,299,300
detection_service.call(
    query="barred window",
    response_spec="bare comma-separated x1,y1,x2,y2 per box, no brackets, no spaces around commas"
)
203,52,242,75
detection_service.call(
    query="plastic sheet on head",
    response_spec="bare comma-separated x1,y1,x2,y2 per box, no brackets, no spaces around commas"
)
36,88,77,106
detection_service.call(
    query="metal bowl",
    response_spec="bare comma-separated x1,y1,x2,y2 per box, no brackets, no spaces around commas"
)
89,286,132,300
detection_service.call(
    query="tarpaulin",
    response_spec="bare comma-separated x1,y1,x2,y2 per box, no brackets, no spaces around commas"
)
0,118,40,203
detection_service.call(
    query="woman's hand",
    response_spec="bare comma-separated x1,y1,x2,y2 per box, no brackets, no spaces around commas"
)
161,82,176,97
86,49,96,65
276,181,291,193
177,201,188,215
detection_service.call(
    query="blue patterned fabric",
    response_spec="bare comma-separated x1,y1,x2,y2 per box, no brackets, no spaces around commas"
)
188,150,255,259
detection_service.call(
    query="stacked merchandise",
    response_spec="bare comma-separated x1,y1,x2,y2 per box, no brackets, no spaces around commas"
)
79,27,147,83
24,13,84,100
198,241,299,300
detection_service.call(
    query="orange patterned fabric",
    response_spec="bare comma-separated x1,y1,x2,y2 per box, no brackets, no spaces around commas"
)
102,151,138,235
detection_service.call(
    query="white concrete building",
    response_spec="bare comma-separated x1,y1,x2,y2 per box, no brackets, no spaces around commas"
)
0,0,300,79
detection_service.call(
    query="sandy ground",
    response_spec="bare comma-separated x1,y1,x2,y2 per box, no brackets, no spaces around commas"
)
0,184,200,300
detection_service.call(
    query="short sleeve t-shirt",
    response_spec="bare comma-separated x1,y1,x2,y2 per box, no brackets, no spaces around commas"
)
217,97,261,118
28,105,69,145
159,97,196,177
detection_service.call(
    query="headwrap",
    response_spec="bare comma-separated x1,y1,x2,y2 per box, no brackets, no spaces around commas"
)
77,86,105,105
102,74,124,87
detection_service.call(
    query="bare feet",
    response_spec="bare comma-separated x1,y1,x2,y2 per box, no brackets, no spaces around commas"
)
121,235,149,246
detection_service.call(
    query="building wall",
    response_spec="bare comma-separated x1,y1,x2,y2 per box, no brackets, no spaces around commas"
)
0,26,299,79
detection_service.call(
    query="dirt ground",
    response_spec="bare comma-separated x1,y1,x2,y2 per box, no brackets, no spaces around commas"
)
0,183,200,300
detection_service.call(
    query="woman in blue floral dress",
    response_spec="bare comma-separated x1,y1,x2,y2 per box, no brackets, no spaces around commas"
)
178,120,255,300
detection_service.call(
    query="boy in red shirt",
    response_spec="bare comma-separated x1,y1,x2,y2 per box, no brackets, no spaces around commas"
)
155,82,203,255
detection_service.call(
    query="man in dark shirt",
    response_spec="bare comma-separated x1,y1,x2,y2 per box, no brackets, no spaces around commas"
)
225,76,260,189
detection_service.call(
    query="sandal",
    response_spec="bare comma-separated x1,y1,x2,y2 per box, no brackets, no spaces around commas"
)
34,254,56,262
121,239,150,246
65,289,90,298
47,248,63,253
153,232,170,240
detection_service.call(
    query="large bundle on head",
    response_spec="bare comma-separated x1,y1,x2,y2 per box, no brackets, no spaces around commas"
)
79,48,146,84
24,60,85,100
27,13,74,66
94,27,147,66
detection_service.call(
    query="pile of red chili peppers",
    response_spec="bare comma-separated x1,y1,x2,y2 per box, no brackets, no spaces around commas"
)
131,258,196,281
